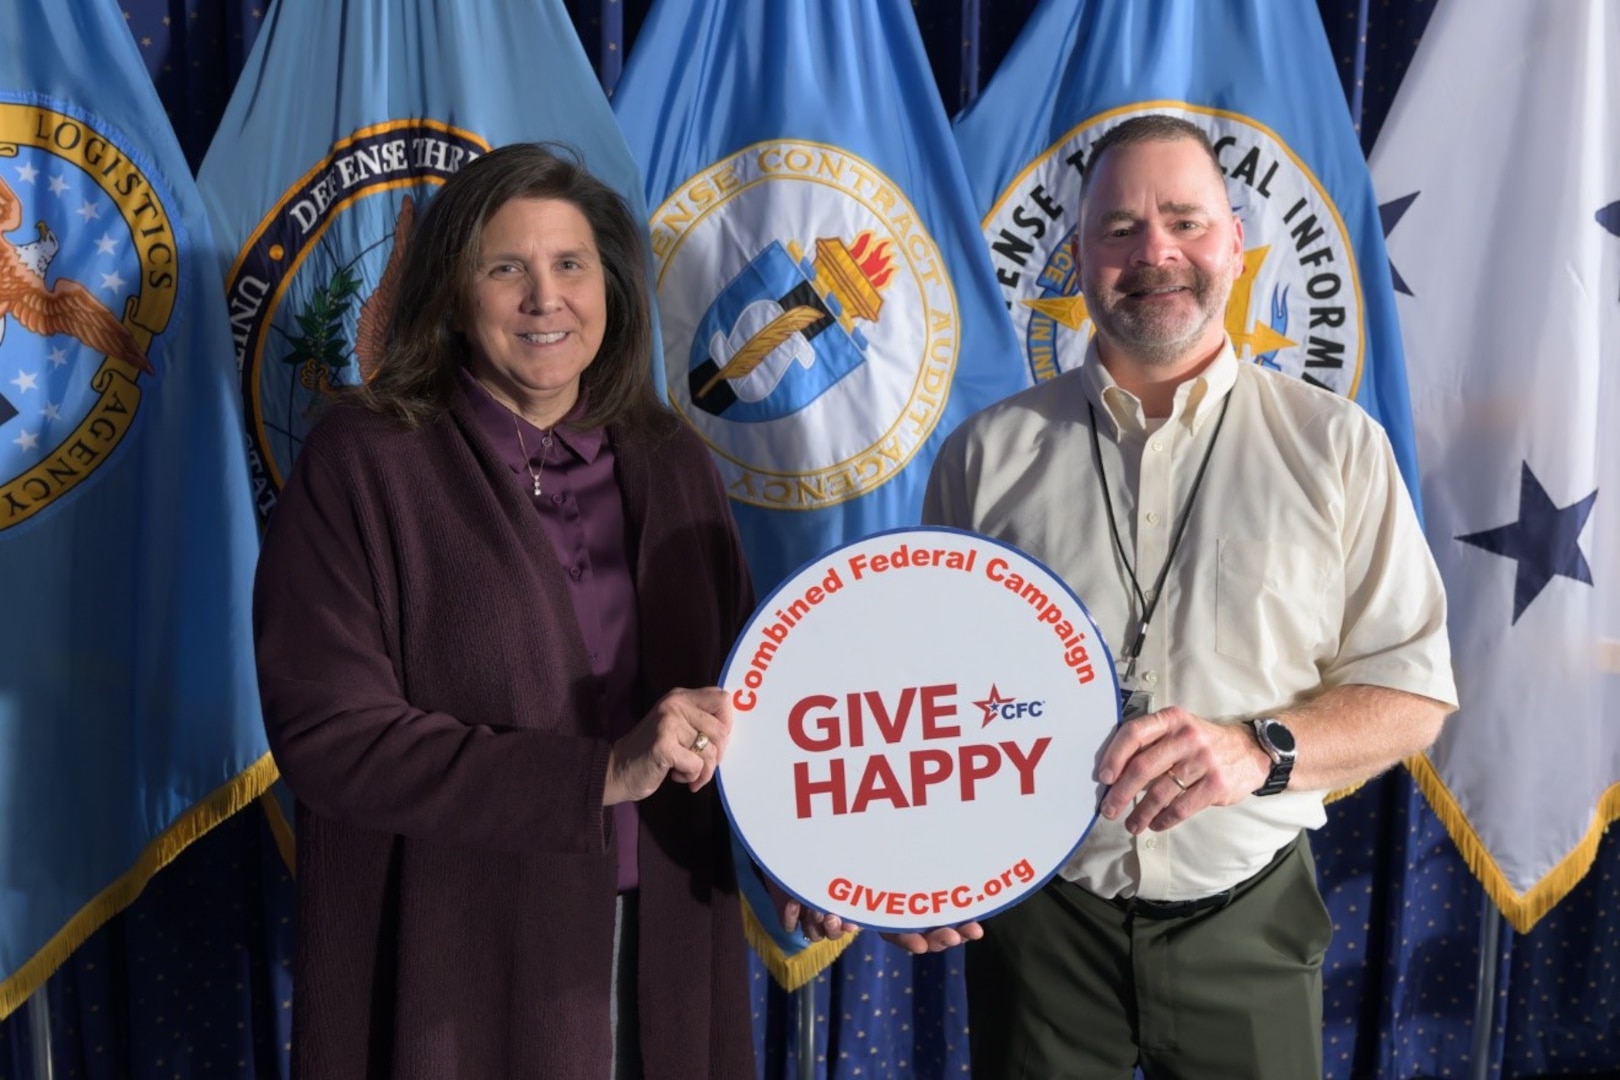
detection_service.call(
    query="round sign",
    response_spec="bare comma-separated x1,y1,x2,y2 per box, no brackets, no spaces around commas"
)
718,526,1120,932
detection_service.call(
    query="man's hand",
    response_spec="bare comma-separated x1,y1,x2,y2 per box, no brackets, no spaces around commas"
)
879,922,985,955
1095,705,1269,832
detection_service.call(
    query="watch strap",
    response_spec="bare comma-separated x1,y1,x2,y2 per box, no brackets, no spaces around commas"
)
1250,718,1296,797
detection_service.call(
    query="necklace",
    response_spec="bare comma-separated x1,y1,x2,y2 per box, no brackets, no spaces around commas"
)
512,414,555,497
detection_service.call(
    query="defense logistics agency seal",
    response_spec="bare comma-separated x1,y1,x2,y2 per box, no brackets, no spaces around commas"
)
0,99,169,531
983,102,1365,394
652,141,960,510
226,121,487,521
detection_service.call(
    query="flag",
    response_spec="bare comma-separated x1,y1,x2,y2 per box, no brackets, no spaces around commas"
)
952,0,1423,502
1371,0,1620,931
612,0,1026,986
0,0,270,1016
197,0,654,525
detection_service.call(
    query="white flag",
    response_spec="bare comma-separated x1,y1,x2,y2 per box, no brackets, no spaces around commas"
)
1371,0,1620,930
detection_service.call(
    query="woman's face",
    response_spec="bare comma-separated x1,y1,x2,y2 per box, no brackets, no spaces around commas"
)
459,196,608,426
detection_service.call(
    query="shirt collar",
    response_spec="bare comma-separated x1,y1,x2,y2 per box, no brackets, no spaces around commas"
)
455,366,606,470
1079,336,1239,439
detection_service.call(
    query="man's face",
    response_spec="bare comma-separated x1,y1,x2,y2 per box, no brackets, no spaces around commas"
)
1077,137,1244,369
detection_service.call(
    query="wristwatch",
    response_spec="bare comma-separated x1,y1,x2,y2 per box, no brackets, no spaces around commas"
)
1249,717,1297,796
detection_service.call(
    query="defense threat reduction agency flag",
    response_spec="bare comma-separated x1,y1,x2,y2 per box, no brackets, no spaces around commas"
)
952,0,1422,501
198,0,652,533
1372,0,1620,931
0,0,269,1016
613,0,1026,985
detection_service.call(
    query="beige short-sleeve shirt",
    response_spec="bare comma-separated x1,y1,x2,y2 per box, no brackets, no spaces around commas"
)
923,340,1457,900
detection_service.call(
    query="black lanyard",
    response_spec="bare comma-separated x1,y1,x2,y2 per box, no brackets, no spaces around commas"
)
1086,391,1232,679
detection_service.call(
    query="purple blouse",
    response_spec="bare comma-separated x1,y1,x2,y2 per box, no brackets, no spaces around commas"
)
459,369,642,892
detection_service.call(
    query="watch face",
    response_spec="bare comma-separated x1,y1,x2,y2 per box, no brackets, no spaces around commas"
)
1264,720,1297,754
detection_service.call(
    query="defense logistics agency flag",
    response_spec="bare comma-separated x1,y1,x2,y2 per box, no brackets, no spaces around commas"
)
953,0,1422,501
1372,0,1620,930
0,0,269,1015
612,0,1025,986
198,0,652,526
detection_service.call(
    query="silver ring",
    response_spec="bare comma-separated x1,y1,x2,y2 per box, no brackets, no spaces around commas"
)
690,733,711,753
1167,770,1189,792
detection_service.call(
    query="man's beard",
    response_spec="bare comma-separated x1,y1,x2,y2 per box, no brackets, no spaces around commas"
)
1084,265,1229,367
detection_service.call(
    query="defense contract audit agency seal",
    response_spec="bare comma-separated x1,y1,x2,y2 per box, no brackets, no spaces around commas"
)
650,141,960,511
0,99,170,531
983,101,1366,394
718,527,1120,932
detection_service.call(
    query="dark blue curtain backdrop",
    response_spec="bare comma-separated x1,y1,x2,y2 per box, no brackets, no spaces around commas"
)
4,2,1617,1078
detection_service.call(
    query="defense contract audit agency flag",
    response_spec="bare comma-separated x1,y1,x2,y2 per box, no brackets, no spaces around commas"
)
612,0,1025,986
198,0,653,529
0,0,269,1016
1371,0,1620,931
953,0,1423,502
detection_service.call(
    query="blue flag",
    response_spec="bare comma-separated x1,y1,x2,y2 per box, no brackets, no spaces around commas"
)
0,0,269,1016
953,0,1421,503
613,0,1026,987
197,0,653,523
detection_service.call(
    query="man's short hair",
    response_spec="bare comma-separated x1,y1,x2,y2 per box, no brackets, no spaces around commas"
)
1080,115,1226,213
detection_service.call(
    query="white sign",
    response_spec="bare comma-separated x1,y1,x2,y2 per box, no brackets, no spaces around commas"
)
719,526,1120,931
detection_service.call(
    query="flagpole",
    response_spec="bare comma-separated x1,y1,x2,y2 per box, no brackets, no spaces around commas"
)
27,988,55,1080
958,0,981,110
797,983,815,1080
1468,891,1504,1080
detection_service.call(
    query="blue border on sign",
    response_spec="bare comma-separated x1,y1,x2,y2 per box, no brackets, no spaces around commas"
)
717,524,1123,933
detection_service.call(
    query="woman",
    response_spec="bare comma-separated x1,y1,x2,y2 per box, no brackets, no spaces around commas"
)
253,144,756,1079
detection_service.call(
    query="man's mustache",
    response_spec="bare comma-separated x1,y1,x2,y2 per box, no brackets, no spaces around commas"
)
1113,268,1203,295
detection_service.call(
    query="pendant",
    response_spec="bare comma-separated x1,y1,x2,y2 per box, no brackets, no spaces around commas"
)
532,476,543,497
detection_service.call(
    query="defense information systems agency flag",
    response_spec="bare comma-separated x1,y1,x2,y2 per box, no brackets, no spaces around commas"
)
0,0,269,1016
953,0,1422,502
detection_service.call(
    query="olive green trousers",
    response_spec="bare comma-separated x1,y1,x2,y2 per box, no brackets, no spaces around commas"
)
965,833,1331,1080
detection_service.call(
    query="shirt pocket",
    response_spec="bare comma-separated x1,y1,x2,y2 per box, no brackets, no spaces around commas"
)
1214,538,1334,669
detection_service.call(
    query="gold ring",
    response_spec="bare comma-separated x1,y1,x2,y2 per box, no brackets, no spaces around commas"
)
1167,770,1189,792
691,733,711,753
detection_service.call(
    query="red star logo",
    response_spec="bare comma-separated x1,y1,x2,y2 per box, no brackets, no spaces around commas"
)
974,684,1014,727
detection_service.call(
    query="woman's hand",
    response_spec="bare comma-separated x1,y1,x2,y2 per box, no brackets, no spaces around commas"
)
604,687,731,805
766,876,982,953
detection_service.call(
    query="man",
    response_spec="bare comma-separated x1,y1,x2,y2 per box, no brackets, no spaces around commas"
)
921,114,1458,1078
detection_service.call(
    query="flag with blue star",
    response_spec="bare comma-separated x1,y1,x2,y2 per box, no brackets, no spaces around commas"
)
0,0,270,1016
1370,0,1620,932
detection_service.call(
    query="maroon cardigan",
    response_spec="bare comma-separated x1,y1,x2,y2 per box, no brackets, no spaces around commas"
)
253,386,757,1079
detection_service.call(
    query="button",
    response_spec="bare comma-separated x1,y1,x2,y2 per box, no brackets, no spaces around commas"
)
1142,671,1159,685
1143,837,1158,850
1145,511,1161,526
1150,439,1164,452
568,566,583,580
551,493,565,505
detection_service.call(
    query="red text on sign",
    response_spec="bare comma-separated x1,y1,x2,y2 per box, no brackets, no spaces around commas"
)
824,857,1037,917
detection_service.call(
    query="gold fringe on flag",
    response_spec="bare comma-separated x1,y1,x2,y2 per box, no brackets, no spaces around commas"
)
1406,752,1620,934
0,753,281,1020
740,895,859,992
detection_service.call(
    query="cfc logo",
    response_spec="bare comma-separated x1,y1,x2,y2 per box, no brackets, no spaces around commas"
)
975,685,1045,727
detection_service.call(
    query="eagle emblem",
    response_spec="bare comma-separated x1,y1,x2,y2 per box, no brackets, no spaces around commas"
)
0,175,152,376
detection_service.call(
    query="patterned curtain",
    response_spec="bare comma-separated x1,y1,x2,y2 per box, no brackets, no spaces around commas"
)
3,2,1615,1077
